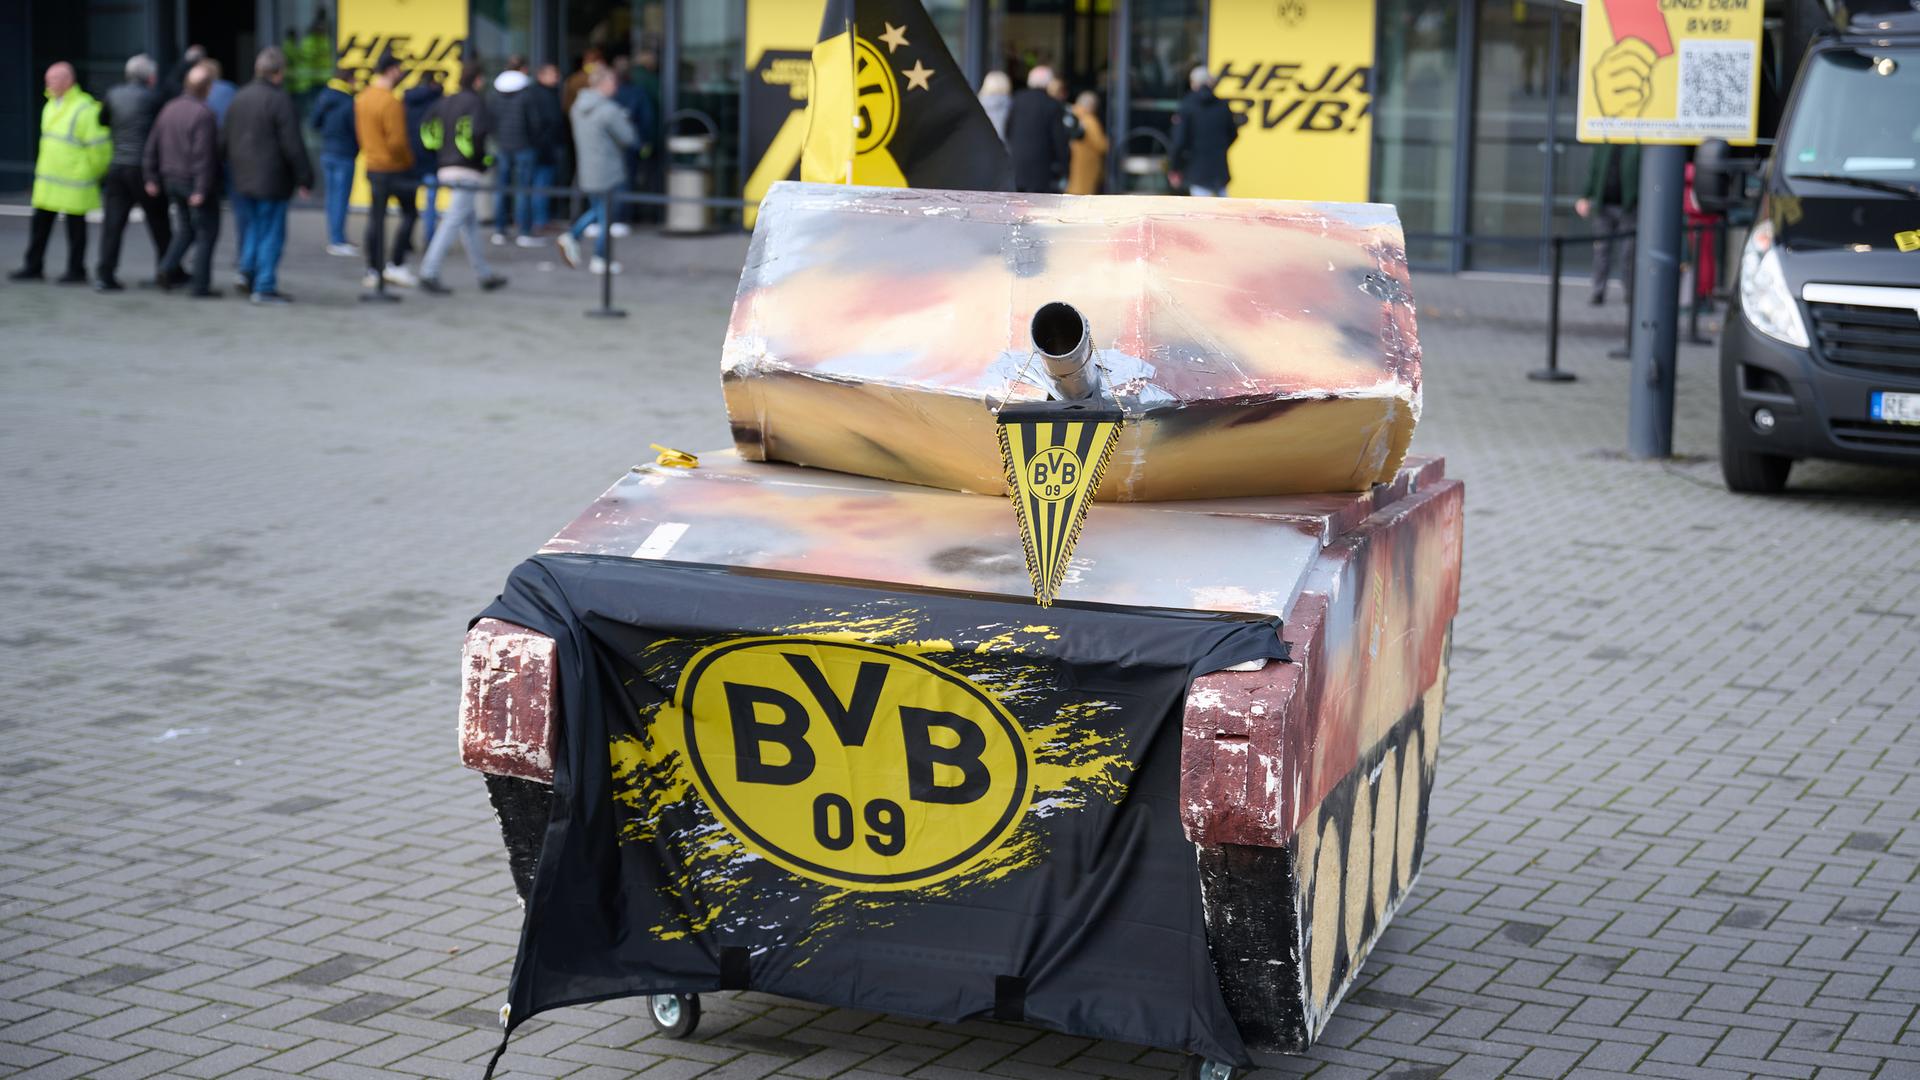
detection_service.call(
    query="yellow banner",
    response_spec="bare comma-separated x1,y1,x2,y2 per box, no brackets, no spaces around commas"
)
1206,0,1374,201
743,0,829,227
1576,0,1763,146
337,0,468,206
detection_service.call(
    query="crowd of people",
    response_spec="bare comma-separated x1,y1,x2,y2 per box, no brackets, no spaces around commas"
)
12,43,660,305
976,63,1240,197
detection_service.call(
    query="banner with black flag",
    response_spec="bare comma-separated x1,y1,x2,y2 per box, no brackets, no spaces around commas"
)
479,553,1287,1069
800,0,1012,190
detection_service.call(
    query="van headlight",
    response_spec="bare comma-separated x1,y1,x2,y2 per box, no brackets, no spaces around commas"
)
1739,218,1809,348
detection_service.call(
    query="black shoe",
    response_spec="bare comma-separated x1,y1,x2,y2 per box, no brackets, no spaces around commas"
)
56,270,88,285
233,282,254,296
156,268,190,291
187,288,222,299
1588,293,1605,306
10,267,43,282
479,275,508,292
250,291,292,306
93,277,124,293
418,276,453,296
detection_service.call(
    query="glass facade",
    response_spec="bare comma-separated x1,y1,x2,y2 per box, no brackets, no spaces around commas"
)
471,0,535,64
8,0,1737,275
1118,0,1201,192
1467,0,1582,271
1372,0,1458,266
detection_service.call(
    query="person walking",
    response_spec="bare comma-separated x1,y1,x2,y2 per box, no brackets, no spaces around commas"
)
223,46,313,305
1067,90,1108,196
417,65,507,296
1169,66,1238,197
96,54,172,291
308,67,359,255
355,52,419,298
1004,66,1075,194
556,66,635,275
144,63,222,297
11,63,110,284
1576,144,1640,307
204,59,238,128
487,59,543,247
404,70,445,247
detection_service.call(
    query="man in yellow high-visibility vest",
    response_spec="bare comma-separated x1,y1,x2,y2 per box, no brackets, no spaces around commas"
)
11,62,111,283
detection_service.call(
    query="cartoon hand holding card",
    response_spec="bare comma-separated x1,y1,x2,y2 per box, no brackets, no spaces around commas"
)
1592,0,1673,118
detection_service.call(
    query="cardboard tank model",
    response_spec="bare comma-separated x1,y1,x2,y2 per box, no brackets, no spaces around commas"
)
462,182,1463,1078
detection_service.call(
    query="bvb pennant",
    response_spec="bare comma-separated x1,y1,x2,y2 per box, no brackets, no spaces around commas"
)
996,402,1123,607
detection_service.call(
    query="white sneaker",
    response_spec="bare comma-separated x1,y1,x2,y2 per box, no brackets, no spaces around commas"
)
610,223,631,237
362,270,381,289
382,263,418,288
581,223,600,237
555,233,580,268
490,232,507,246
327,242,359,257
514,235,544,248
588,257,622,275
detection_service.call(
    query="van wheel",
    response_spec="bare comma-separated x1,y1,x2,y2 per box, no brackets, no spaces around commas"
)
1721,441,1791,494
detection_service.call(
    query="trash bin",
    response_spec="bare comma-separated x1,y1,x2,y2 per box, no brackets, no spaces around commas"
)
665,133,713,235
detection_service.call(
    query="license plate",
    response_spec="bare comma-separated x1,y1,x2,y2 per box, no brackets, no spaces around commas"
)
1872,391,1920,425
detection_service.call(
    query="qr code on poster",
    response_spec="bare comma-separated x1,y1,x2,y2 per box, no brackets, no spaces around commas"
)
1677,39,1754,125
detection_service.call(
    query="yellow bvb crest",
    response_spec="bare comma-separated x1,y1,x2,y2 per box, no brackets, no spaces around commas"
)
995,402,1123,607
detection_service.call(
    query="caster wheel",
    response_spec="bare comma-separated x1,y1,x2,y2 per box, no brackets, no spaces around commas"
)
647,992,701,1039
1182,1056,1234,1080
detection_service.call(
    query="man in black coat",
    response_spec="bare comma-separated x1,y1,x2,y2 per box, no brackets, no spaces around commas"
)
96,53,172,291
1004,65,1076,194
146,62,222,296
222,46,313,303
1169,65,1240,197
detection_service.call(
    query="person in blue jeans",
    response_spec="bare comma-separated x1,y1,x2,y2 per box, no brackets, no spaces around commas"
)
223,46,311,303
555,68,636,273
487,62,546,247
307,68,359,255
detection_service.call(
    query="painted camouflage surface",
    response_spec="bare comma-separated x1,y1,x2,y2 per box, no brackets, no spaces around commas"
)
723,182,1422,500
541,450,1353,615
1180,472,1463,849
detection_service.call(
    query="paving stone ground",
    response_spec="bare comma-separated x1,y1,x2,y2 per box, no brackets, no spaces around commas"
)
1,209,1916,1080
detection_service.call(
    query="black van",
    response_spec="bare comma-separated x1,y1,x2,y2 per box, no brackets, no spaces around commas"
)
1719,4,1920,492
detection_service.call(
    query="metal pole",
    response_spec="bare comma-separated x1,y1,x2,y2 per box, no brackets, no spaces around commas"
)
586,191,627,319
1627,145,1686,458
1530,235,1576,382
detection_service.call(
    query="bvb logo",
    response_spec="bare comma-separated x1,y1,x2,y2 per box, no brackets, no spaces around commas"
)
1277,0,1307,26
851,36,899,155
1026,446,1082,503
676,637,1031,891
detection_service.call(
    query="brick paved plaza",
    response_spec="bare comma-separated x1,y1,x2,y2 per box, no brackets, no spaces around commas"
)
2,213,1917,1079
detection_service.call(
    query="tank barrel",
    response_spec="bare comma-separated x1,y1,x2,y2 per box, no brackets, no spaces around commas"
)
1030,302,1096,400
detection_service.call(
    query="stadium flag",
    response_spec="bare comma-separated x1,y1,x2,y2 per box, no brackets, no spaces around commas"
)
800,0,1012,190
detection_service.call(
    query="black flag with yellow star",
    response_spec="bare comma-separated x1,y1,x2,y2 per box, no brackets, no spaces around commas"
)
801,0,1012,190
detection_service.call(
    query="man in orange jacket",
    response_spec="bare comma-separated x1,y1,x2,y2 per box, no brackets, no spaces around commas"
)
354,52,417,297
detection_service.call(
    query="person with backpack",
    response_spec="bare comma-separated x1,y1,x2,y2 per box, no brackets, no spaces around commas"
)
417,64,508,295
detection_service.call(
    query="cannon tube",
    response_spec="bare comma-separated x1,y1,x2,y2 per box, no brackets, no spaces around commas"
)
1030,302,1097,400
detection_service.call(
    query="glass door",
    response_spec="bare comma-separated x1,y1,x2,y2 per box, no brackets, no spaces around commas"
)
1467,0,1580,272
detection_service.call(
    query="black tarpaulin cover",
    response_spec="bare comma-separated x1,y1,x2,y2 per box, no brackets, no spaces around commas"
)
479,553,1288,1067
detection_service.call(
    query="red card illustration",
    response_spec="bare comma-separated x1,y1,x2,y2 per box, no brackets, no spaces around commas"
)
1603,0,1675,58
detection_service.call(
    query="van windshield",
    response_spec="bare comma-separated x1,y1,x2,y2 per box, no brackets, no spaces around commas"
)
1781,46,1920,189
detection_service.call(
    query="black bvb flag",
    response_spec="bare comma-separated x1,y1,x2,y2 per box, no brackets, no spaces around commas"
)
479,554,1288,1072
800,0,1012,190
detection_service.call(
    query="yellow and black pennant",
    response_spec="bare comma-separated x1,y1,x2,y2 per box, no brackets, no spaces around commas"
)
996,402,1123,607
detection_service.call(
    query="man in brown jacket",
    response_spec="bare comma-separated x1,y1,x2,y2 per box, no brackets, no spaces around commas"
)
144,62,222,296
354,52,417,297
